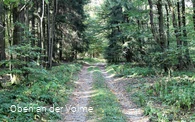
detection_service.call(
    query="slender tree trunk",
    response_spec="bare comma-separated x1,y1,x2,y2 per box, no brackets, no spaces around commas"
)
19,10,25,43
13,7,20,45
165,4,170,48
192,0,195,30
40,0,45,50
59,32,63,60
168,0,183,69
7,11,13,79
137,20,145,60
49,0,58,68
0,2,5,61
47,2,51,68
157,0,168,72
182,0,190,66
148,0,159,43
177,0,183,69
157,0,167,50
32,14,35,46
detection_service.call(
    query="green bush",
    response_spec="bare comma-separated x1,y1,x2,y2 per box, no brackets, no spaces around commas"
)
0,63,81,121
142,77,195,121
106,63,155,77
154,79,195,110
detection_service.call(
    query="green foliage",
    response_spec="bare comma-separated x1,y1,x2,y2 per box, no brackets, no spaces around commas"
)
98,0,155,63
107,63,195,121
3,0,20,6
84,2,107,58
44,0,49,4
149,78,195,110
0,22,45,84
0,42,43,82
150,48,183,71
0,63,82,121
125,74,195,121
101,0,125,62
57,0,89,60
144,102,170,122
106,63,155,77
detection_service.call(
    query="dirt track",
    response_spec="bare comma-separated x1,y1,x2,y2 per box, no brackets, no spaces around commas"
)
59,65,94,122
60,64,149,122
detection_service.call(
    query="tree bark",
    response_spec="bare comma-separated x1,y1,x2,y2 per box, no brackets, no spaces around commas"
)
0,2,5,61
165,4,170,48
157,0,167,50
148,0,159,43
59,32,63,60
182,0,190,66
192,0,195,30
13,7,20,45
47,2,51,68
177,0,183,69
168,0,183,69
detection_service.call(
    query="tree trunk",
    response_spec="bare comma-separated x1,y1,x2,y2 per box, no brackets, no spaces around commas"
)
31,14,35,46
157,0,167,50
148,0,159,43
0,2,5,61
157,0,168,72
168,0,182,69
59,33,63,60
192,0,195,30
165,4,170,48
182,0,190,66
47,2,51,68
13,7,20,45
177,0,183,69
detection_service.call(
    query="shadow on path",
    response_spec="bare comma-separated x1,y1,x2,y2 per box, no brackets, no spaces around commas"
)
98,64,150,122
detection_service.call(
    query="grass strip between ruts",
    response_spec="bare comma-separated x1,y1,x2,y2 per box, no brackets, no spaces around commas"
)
87,67,126,122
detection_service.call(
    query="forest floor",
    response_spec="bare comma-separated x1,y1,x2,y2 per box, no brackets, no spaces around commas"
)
59,63,149,122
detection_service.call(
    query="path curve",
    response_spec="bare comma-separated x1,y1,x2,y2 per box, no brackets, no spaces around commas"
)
98,64,150,122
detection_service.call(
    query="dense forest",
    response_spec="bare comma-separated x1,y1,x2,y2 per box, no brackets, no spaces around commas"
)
1,0,195,121
89,0,195,70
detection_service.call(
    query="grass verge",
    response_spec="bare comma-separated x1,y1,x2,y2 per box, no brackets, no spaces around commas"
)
106,63,155,77
88,67,126,122
0,63,82,122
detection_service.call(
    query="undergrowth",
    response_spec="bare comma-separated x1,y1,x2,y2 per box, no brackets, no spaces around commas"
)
107,64,195,121
0,63,81,122
88,67,126,122
143,77,195,121
106,63,155,77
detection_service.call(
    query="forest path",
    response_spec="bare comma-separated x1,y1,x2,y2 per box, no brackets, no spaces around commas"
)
59,65,94,122
97,63,150,122
60,63,149,122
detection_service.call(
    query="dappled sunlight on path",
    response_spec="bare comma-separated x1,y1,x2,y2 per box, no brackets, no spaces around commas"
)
59,64,149,122
99,65,150,122
59,66,96,122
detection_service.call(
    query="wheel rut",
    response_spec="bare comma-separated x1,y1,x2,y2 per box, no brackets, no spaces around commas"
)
98,64,150,122
60,64,149,122
59,65,94,122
